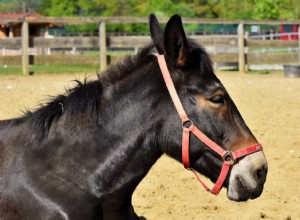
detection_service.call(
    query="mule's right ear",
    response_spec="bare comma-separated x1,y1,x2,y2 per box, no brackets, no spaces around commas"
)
149,14,164,54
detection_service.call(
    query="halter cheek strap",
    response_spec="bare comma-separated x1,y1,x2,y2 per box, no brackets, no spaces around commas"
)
157,54,263,195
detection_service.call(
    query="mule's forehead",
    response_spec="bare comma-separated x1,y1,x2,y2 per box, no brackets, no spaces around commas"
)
201,81,225,95
209,81,223,89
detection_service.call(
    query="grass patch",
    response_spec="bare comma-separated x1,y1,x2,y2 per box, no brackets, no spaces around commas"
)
31,64,98,73
0,51,133,75
0,65,21,74
83,50,134,56
0,64,99,75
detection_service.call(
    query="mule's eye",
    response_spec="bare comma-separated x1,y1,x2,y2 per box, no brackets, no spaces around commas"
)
209,95,224,104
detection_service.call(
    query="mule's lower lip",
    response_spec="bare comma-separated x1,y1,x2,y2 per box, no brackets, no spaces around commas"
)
236,177,251,201
227,177,253,202
234,176,263,201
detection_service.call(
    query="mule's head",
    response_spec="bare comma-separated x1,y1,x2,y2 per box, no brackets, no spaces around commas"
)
149,14,267,201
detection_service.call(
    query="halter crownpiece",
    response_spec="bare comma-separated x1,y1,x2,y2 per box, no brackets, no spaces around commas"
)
157,54,263,195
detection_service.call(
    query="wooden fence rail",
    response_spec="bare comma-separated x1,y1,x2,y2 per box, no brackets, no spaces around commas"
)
0,17,299,74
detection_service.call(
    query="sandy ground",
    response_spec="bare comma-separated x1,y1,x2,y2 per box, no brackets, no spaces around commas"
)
0,71,299,220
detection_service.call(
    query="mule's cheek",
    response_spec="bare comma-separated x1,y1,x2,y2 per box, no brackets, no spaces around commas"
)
227,151,268,201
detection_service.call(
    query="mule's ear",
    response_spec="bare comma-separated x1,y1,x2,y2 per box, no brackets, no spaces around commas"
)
164,14,188,67
149,14,164,54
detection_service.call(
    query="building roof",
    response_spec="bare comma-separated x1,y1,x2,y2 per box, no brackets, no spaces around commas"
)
0,13,45,27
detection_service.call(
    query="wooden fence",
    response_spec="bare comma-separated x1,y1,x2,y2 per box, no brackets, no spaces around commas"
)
0,17,300,74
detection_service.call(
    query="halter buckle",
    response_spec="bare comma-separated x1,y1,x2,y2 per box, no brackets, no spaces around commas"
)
222,151,235,165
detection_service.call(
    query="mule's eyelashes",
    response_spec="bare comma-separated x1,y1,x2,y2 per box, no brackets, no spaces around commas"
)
208,95,225,104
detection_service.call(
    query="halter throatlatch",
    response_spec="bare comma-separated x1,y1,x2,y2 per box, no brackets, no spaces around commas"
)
157,54,263,195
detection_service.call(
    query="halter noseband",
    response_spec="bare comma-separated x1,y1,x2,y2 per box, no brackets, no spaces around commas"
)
157,54,263,195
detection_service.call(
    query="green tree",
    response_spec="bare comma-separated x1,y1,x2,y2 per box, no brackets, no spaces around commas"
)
252,0,292,20
40,0,195,34
41,0,80,16
187,0,220,18
135,0,194,18
77,0,137,16
217,0,255,19
2,0,300,21
0,2,19,13
0,0,42,13
285,0,300,19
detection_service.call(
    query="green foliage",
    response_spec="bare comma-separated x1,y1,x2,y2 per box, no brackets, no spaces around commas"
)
1,0,300,34
188,0,220,18
0,0,41,13
1,0,300,20
42,0,79,16
217,0,255,19
136,0,194,17
252,0,293,20
0,1,19,13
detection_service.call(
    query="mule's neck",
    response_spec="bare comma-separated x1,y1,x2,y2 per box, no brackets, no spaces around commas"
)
89,60,168,198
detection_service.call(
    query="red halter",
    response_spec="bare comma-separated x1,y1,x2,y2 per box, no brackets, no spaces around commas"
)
157,55,263,195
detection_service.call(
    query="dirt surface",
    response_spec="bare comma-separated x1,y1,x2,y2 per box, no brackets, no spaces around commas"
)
0,72,299,219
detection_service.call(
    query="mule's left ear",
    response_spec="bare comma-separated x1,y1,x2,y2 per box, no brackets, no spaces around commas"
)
164,14,188,67
149,14,164,54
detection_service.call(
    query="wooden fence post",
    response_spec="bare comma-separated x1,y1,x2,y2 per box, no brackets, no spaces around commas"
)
99,21,107,71
21,20,29,75
298,25,300,64
238,22,246,73
244,31,249,72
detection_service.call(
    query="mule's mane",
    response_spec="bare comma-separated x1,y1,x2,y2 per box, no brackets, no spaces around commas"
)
20,44,156,139
16,38,213,141
100,43,156,87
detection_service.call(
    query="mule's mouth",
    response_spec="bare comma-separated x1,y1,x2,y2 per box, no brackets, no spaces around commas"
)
227,176,264,201
239,176,262,200
236,177,251,200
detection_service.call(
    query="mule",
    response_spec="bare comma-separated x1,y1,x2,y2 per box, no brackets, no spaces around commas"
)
0,14,267,220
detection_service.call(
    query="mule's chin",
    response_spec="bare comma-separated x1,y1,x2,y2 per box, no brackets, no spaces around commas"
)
226,151,268,202
226,176,264,201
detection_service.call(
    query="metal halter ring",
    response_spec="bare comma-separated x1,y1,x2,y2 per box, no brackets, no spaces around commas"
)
182,119,193,129
222,151,235,165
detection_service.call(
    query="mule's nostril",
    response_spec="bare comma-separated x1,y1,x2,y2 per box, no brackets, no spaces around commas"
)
257,169,262,181
256,165,267,184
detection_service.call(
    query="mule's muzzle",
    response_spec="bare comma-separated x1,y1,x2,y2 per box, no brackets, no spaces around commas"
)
227,151,268,201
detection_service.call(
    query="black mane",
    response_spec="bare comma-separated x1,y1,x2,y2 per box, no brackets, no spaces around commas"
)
21,44,156,139
19,39,213,141
100,43,155,87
